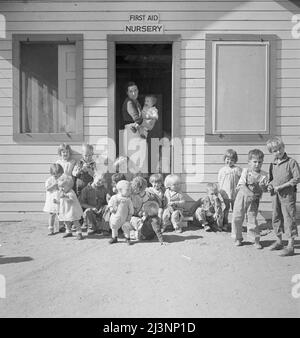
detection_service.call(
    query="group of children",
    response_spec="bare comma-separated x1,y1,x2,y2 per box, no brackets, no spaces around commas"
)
43,136,300,256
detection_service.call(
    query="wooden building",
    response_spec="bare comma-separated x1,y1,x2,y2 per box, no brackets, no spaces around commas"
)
0,0,300,222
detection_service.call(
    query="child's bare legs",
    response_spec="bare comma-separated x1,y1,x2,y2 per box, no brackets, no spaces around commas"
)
137,125,148,139
223,199,232,230
58,221,65,232
171,210,184,233
48,213,56,235
63,221,73,238
194,207,209,230
61,221,82,239
162,208,172,232
121,220,136,245
129,122,138,133
73,220,83,240
109,219,122,244
246,200,262,249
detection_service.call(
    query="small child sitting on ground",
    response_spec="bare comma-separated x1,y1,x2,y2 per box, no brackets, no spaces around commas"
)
231,149,268,249
130,95,158,139
131,200,165,245
146,173,165,219
190,183,224,232
162,174,185,233
79,173,110,236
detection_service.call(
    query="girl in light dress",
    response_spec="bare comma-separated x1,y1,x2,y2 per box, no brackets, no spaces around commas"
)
43,163,64,235
56,143,77,178
218,149,242,231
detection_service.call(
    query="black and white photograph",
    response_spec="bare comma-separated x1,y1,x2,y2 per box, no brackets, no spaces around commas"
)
0,0,300,320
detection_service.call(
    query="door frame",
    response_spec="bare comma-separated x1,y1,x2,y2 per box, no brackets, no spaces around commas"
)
107,34,181,173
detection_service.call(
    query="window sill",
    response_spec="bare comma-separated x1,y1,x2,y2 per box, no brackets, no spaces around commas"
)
205,133,272,143
13,133,84,143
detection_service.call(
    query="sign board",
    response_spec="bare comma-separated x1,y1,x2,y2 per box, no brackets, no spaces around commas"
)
124,12,164,33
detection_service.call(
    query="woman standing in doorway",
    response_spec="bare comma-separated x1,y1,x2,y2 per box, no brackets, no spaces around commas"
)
120,81,148,174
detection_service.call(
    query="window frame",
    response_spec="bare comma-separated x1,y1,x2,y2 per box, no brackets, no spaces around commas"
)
205,34,277,143
12,34,83,143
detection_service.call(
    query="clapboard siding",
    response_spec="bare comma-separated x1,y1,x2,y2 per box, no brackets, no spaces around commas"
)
0,0,300,220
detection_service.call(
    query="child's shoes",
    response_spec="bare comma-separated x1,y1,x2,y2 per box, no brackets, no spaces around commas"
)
109,237,118,244
125,237,133,246
76,233,83,240
63,232,73,238
235,239,243,246
279,246,294,257
204,225,210,232
48,231,55,236
175,228,183,233
254,241,263,250
59,227,66,233
269,241,283,251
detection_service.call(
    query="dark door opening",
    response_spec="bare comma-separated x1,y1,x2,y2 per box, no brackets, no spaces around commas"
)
115,43,172,173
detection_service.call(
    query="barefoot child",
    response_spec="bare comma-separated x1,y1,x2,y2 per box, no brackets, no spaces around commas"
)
231,149,268,248
218,149,242,231
43,163,64,235
267,137,300,256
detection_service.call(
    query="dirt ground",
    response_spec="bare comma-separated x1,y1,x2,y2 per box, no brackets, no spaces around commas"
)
0,220,299,318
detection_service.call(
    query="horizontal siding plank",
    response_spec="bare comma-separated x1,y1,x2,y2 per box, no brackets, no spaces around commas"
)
4,10,300,22
0,2,294,12
0,192,44,201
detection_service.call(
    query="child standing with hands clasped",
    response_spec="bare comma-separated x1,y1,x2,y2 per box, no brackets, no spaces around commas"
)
43,163,64,235
267,137,300,256
231,149,268,249
218,149,242,231
108,180,134,245
55,175,84,240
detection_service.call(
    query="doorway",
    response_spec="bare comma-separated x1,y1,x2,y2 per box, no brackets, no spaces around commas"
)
107,35,181,174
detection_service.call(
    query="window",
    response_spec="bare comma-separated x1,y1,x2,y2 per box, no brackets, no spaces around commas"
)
13,34,83,142
205,34,276,143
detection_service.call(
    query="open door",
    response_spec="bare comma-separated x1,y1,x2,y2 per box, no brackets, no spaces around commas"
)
108,35,181,174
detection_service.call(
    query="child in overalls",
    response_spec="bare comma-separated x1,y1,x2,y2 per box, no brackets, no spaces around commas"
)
231,149,268,248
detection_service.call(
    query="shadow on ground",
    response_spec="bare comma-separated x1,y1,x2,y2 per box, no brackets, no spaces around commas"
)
0,255,33,265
